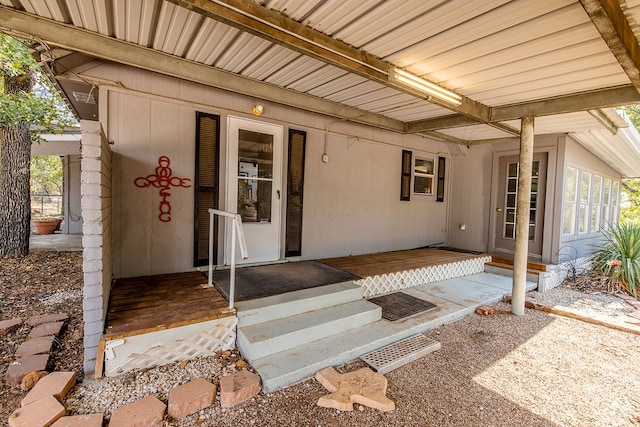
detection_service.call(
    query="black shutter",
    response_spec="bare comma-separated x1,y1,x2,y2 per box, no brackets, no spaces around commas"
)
436,157,446,202
285,129,306,257
194,112,220,266
401,150,412,201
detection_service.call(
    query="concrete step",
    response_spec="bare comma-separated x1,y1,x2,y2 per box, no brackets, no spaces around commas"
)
235,281,363,327
237,300,381,360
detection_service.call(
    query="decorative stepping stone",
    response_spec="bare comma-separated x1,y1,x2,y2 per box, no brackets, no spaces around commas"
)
109,396,166,427
51,413,104,427
26,313,68,327
219,370,261,408
29,322,64,339
315,366,395,412
168,378,217,419
8,395,65,427
22,371,76,407
5,354,50,386
15,336,56,358
0,318,23,335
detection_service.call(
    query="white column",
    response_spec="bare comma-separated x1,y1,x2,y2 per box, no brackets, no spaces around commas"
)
512,116,534,315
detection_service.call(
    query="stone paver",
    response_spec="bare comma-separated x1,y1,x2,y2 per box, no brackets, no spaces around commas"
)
26,314,68,327
315,366,395,412
8,395,66,427
168,378,216,419
109,395,166,427
22,371,76,407
15,336,56,358
5,354,50,386
21,371,49,391
50,413,104,427
0,318,23,335
219,370,261,408
29,322,65,339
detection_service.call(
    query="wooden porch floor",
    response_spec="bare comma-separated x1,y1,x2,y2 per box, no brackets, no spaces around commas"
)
104,248,486,339
105,272,232,339
319,248,486,278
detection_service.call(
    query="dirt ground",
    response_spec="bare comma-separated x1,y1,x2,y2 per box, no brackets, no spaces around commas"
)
1,251,640,426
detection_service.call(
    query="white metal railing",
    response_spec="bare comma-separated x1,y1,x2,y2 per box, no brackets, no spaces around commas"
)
207,209,248,309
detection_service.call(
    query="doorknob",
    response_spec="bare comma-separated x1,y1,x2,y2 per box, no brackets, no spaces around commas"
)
277,190,281,199
496,208,503,212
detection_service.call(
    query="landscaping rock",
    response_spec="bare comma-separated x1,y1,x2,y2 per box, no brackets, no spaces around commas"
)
168,378,216,419
8,395,65,427
50,413,103,427
219,370,261,408
26,314,68,327
15,336,55,358
5,354,50,386
109,395,166,427
22,371,76,407
0,318,22,335
20,371,49,391
476,306,496,316
29,322,65,339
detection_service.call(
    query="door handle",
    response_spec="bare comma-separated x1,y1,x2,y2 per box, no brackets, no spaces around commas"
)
496,208,503,212
277,190,281,200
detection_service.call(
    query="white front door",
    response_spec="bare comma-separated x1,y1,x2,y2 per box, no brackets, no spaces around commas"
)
226,116,283,264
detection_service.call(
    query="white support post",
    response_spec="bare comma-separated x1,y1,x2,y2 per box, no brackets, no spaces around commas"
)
207,209,248,310
512,116,535,316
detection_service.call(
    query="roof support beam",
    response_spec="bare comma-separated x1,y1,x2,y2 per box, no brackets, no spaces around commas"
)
579,0,640,92
407,85,640,132
0,6,404,132
168,0,492,122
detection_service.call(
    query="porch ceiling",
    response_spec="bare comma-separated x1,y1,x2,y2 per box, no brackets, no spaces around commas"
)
2,0,640,173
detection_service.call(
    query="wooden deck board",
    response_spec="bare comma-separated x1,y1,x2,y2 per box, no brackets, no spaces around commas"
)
105,272,232,339
319,248,485,278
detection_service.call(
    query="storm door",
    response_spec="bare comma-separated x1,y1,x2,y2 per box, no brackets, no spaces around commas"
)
226,117,283,264
494,153,547,258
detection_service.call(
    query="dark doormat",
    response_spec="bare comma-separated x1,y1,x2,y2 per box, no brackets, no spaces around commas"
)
212,261,361,302
368,292,437,321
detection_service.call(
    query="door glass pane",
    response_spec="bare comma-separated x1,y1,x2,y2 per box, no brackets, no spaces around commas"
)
502,160,540,241
238,129,274,223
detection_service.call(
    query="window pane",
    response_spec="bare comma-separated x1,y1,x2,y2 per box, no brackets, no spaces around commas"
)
414,158,434,175
508,163,518,177
580,172,591,203
603,178,611,204
593,176,602,203
565,167,578,201
504,223,514,239
591,204,600,232
563,203,575,234
414,175,433,194
238,130,273,179
578,204,588,233
612,181,620,205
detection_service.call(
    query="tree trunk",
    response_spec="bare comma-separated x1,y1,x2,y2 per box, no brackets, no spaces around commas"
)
0,73,33,258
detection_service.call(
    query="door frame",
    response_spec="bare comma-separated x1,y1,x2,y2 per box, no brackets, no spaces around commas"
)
225,116,284,265
488,146,557,263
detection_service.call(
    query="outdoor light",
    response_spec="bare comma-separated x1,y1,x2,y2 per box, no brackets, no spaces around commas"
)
252,104,264,116
389,68,462,106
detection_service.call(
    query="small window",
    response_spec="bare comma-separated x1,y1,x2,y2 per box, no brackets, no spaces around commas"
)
413,157,434,195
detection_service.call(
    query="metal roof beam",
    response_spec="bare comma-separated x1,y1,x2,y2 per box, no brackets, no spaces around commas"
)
408,85,640,132
579,0,640,92
0,6,404,132
168,0,492,122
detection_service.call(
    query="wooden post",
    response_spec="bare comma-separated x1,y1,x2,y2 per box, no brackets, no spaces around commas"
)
512,116,535,315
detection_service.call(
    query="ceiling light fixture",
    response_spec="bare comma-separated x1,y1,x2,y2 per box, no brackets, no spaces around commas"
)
390,68,462,106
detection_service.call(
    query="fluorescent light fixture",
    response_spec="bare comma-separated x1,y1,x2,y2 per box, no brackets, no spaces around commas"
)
390,68,462,106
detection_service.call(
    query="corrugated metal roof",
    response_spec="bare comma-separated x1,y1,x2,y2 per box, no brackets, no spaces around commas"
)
4,0,640,174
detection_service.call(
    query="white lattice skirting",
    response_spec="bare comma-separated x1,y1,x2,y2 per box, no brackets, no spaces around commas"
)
356,256,492,298
104,316,238,377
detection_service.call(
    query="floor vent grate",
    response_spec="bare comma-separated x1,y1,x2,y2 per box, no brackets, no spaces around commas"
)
360,334,441,374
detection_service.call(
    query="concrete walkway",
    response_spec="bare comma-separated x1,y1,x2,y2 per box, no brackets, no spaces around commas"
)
30,234,82,252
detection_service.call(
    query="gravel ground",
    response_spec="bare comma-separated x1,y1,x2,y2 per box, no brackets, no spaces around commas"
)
2,252,640,426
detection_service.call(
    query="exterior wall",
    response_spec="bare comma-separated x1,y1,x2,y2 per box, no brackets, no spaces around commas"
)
81,120,113,374
447,135,560,263
556,136,622,262
63,155,83,234
83,64,451,278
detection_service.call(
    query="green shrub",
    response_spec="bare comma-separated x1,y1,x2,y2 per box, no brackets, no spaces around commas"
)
591,222,640,297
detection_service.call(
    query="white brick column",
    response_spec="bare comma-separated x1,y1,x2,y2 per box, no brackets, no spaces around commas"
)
80,120,113,374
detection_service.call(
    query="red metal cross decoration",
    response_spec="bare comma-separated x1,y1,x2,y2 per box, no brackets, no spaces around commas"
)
134,156,191,222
